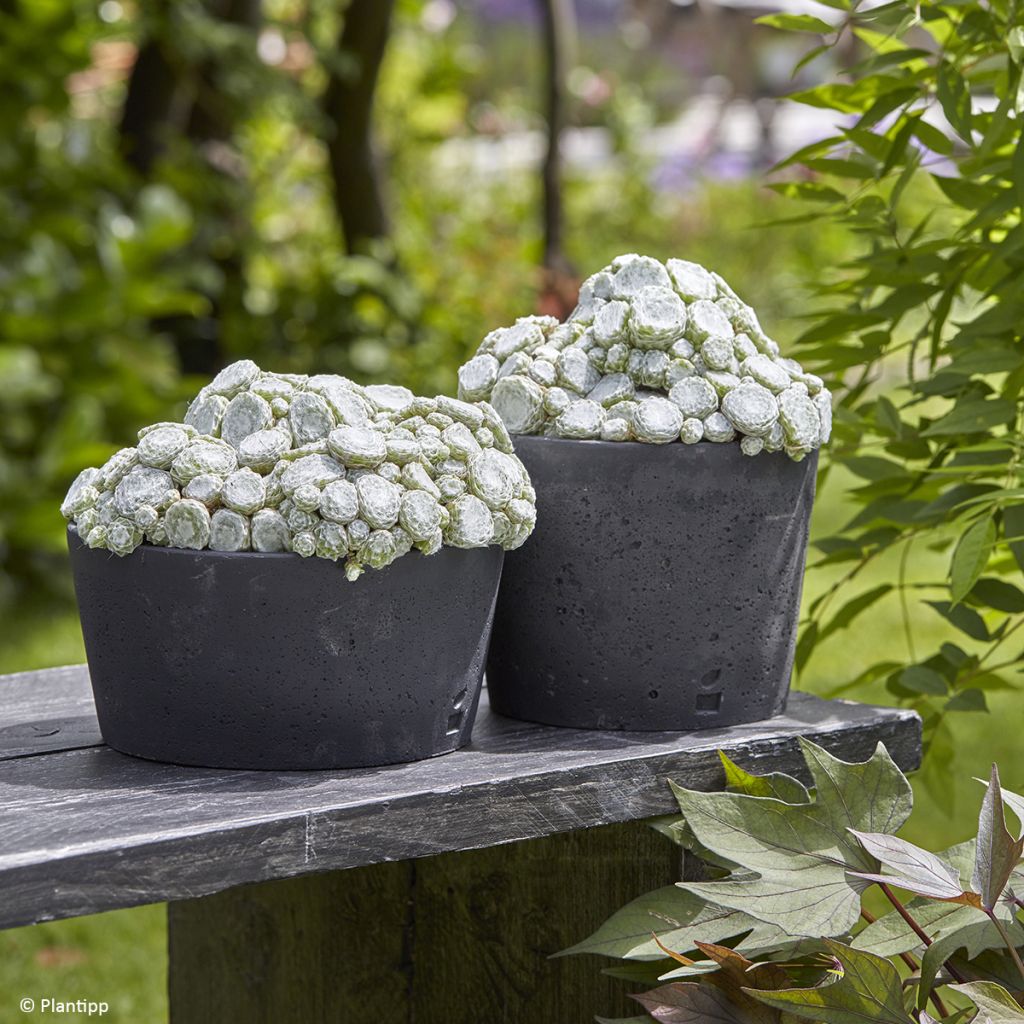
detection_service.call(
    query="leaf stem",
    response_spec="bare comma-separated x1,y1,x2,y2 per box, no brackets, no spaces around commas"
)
862,908,949,1018
898,537,916,662
879,883,933,947
986,909,1024,985
878,883,968,985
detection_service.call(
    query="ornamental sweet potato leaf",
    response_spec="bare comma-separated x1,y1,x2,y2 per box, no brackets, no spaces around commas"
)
673,740,912,937
717,751,810,804
745,941,911,1024
847,830,975,904
973,765,1024,913
951,981,1024,1023
632,982,782,1024
557,885,784,961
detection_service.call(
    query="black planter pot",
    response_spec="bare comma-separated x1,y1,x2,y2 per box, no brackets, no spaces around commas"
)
68,529,503,769
486,436,817,731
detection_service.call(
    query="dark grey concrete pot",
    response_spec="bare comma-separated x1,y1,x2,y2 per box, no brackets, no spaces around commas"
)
486,437,817,731
68,528,503,769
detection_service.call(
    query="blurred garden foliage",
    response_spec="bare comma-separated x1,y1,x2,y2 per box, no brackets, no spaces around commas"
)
770,0,1024,771
0,0,848,605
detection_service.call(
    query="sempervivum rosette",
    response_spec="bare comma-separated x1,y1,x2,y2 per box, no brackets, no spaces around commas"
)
458,254,832,461
62,362,536,581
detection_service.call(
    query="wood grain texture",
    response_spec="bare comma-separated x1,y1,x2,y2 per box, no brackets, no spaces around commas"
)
169,822,682,1024
0,665,921,930
0,665,102,760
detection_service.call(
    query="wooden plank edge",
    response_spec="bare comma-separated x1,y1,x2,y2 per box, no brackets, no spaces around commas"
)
0,706,920,930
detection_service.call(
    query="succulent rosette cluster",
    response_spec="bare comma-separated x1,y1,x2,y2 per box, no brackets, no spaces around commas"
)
458,254,832,460
61,361,537,580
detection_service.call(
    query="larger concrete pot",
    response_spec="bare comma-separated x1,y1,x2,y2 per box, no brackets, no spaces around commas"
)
69,528,503,769
486,437,817,731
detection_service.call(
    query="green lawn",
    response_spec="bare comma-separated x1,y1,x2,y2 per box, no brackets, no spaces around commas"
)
0,477,1014,1022
0,607,167,1024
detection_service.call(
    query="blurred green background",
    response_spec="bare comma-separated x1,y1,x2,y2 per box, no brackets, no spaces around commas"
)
0,0,1020,1021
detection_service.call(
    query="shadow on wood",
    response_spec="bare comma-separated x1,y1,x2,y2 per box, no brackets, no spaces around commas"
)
168,821,681,1023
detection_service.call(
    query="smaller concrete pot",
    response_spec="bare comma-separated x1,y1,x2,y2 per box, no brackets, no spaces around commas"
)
68,529,503,769
486,436,817,731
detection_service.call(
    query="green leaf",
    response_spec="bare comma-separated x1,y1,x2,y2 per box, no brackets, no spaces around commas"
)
853,888,981,957
875,396,905,437
557,885,784,961
932,175,996,209
854,87,920,130
972,764,1024,913
927,601,991,641
674,741,912,938
755,13,835,32
917,911,1024,1012
746,940,911,1023
970,578,1024,614
950,981,1024,1022
718,751,810,804
979,782,1024,836
898,665,949,695
946,688,989,713
819,585,893,642
1004,506,1024,574
922,399,1016,436
795,621,819,675
914,118,955,155
1009,27,1024,64
951,515,997,604
1015,142,1024,215
844,457,908,481
937,63,974,143
848,830,972,901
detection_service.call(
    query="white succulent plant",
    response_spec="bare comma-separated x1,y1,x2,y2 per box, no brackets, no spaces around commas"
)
459,254,832,461
62,361,536,580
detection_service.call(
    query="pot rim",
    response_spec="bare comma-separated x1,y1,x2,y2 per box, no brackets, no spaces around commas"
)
66,525,501,564
510,433,818,458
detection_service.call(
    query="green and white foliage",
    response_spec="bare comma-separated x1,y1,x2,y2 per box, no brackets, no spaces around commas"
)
61,362,536,581
571,747,1024,1024
457,254,832,461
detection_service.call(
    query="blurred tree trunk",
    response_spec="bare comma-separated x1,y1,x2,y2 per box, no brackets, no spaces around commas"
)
119,1,180,175
180,0,262,376
322,0,395,255
118,0,262,376
537,0,576,276
535,0,579,320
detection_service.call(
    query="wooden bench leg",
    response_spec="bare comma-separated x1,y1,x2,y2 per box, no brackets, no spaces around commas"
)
168,821,681,1023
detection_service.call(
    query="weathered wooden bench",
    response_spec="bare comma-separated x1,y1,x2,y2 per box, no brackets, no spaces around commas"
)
0,665,921,1022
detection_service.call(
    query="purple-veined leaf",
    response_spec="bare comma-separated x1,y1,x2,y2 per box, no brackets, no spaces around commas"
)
674,741,912,938
632,983,773,1023
848,829,975,903
973,765,1024,913
745,940,912,1023
950,980,1024,1022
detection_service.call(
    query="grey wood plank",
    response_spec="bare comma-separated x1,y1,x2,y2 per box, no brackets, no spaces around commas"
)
0,665,102,760
0,666,921,930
